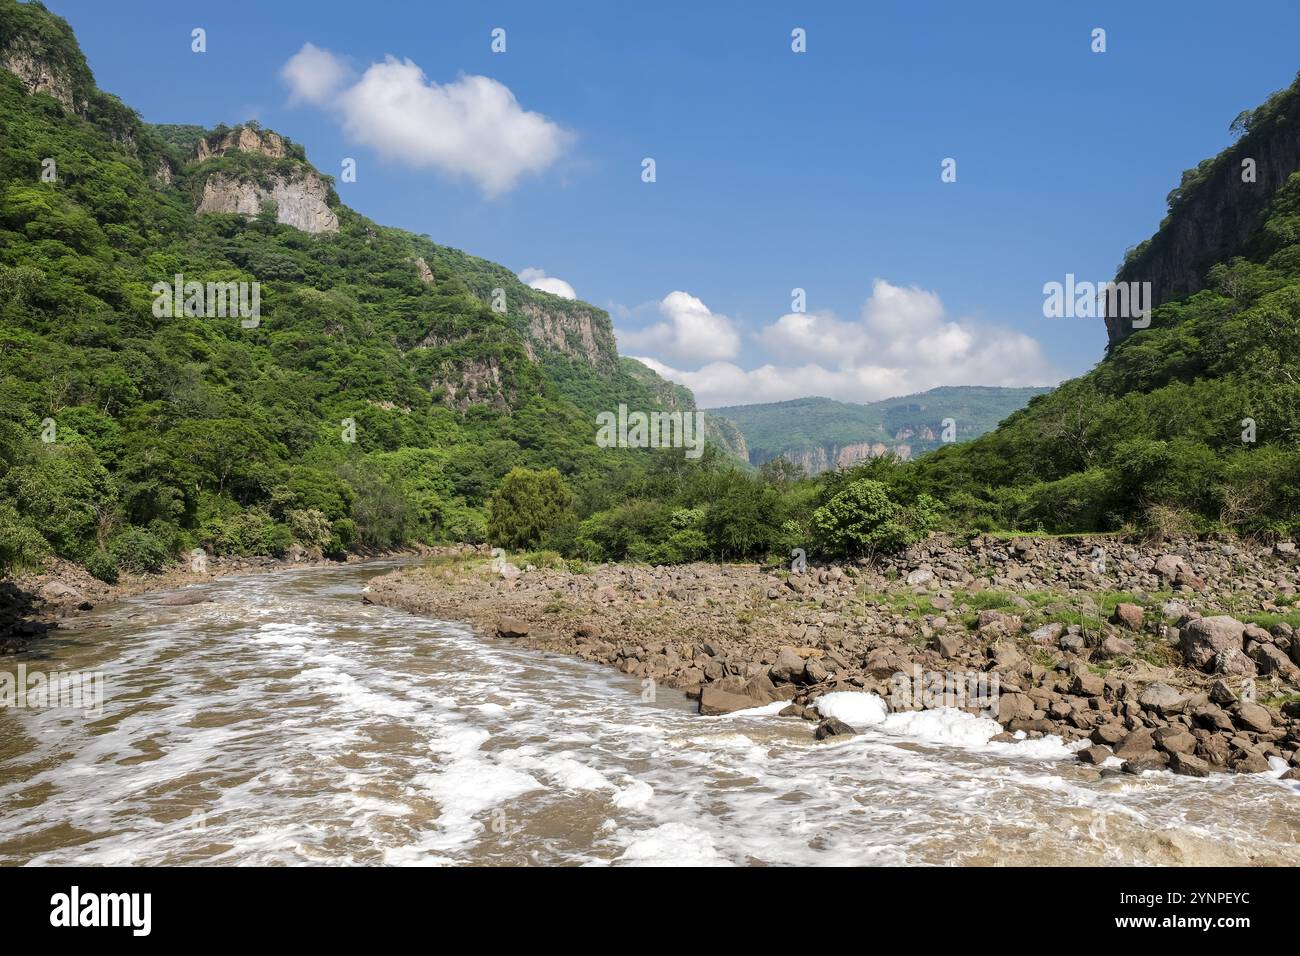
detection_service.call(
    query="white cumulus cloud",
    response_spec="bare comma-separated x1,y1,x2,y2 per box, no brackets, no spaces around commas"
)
616,291,740,364
628,279,1059,407
518,267,576,300
281,43,351,106
281,43,573,197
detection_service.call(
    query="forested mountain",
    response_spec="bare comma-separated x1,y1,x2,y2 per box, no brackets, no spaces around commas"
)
899,72,1300,538
711,387,1052,473
0,0,712,576
4,0,1300,584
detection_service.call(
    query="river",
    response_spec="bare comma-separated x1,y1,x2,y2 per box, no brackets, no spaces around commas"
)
2,560,1297,866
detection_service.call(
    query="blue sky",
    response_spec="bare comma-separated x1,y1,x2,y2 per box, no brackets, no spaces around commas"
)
44,0,1300,406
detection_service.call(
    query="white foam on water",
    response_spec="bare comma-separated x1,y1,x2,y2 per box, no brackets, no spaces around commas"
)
814,691,888,728
609,822,730,867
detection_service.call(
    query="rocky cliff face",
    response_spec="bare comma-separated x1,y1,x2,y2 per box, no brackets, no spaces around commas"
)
762,440,910,474
432,357,512,411
701,414,749,462
189,125,339,234
193,127,287,162
1107,83,1300,347
0,39,81,111
196,170,339,234
520,300,616,369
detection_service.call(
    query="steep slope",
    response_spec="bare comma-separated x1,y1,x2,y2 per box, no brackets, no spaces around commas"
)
1108,71,1300,347
908,75,1300,537
0,0,690,575
712,387,1052,473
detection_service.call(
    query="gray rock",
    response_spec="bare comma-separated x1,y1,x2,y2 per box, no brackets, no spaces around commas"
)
1168,751,1214,777
1180,616,1245,671
1028,622,1065,645
1234,701,1273,733
495,617,530,638
1137,682,1186,715
814,717,856,740
769,647,806,684
1076,744,1112,765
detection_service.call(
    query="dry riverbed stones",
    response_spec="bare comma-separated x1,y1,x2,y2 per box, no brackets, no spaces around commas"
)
364,536,1300,780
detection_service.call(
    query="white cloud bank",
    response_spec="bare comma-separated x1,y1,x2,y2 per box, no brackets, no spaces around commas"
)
281,43,572,197
628,279,1058,407
518,267,576,300
616,291,741,364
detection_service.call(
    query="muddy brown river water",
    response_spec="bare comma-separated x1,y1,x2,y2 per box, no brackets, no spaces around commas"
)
2,560,1298,865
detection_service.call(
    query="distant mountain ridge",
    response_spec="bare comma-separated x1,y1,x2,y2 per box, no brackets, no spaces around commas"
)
709,386,1053,473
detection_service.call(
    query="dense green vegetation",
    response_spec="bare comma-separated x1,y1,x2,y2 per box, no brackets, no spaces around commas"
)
0,0,689,578
711,387,1053,467
4,0,1300,586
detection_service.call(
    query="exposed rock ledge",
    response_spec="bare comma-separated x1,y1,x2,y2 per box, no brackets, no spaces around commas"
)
196,170,339,234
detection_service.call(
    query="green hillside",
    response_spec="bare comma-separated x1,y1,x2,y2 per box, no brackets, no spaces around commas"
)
712,387,1053,471
899,72,1300,538
0,0,724,576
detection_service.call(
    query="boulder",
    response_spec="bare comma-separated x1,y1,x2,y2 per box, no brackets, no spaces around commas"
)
1090,723,1128,745
1071,672,1105,697
1180,616,1245,671
1208,679,1238,705
1192,703,1234,732
1114,728,1156,760
1168,751,1214,777
934,633,963,659
1229,749,1271,774
1111,603,1145,630
1076,744,1112,765
495,617,530,638
995,692,1035,724
1121,751,1170,774
699,686,760,716
1137,682,1186,715
802,657,830,685
1249,641,1299,678
1234,701,1273,733
1028,622,1065,645
769,647,807,684
1152,726,1197,754
814,717,857,740
1098,635,1136,658
977,610,1023,634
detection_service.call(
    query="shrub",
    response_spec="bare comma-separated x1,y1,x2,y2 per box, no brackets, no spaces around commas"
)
286,508,332,551
701,473,784,560
811,479,941,558
202,510,293,557
109,526,170,573
84,549,119,583
0,502,49,575
487,467,575,551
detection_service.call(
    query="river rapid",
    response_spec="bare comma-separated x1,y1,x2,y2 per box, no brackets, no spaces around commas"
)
2,560,1297,866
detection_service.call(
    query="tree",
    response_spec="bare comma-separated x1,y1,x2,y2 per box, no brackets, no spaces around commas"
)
487,467,574,551
811,479,941,558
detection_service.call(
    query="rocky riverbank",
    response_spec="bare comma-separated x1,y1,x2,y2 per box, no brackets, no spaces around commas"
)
0,548,430,653
366,536,1300,781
